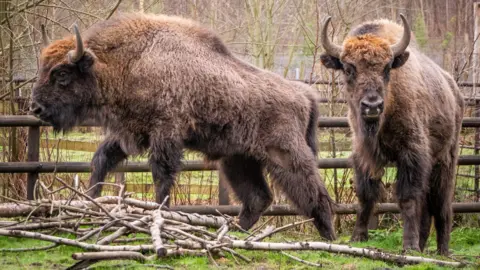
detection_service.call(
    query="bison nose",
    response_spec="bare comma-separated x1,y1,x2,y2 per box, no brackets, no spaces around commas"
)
30,102,44,115
360,98,384,118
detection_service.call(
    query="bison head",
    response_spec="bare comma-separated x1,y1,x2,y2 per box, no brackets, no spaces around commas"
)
30,24,98,132
319,15,411,131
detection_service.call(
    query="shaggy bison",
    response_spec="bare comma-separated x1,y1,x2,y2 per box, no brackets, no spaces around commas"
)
30,13,336,240
319,14,464,254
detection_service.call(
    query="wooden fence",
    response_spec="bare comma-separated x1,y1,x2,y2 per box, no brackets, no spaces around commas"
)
1,114,480,215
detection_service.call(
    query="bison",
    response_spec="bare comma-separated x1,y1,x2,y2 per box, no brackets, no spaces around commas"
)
30,13,336,240
319,14,464,255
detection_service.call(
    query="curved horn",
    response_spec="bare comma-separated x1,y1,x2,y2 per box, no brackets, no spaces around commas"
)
40,24,49,48
68,23,84,63
390,14,411,57
320,16,342,58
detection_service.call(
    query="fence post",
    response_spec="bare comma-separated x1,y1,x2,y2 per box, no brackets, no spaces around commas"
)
218,171,230,205
26,126,40,200
474,2,480,202
475,100,480,202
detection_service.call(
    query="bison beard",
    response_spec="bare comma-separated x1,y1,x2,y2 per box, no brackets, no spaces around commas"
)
30,13,336,241
320,14,464,255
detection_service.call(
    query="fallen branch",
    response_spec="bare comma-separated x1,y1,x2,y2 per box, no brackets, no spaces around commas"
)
150,197,168,257
229,240,463,267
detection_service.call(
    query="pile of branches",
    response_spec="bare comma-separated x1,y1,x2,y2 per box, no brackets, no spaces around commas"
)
0,177,466,269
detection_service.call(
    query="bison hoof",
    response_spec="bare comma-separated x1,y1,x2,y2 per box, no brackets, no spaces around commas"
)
351,231,368,242
402,244,421,254
437,248,451,256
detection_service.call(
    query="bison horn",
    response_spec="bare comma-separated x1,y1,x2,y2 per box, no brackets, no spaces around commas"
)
40,24,49,48
390,14,411,57
68,23,84,63
320,16,342,59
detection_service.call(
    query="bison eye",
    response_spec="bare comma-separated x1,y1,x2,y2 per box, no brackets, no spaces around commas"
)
54,70,72,86
383,64,391,82
343,63,356,82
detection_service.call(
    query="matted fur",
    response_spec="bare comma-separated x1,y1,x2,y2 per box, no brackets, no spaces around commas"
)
320,17,464,255
31,13,336,240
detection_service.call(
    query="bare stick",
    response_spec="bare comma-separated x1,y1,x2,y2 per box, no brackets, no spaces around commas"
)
97,216,151,245
54,177,115,220
216,223,229,242
252,218,314,242
222,247,251,263
0,243,58,252
0,229,154,252
250,225,275,242
281,251,322,267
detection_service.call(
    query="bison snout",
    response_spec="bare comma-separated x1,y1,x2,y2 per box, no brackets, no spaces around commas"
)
360,98,384,119
30,102,45,116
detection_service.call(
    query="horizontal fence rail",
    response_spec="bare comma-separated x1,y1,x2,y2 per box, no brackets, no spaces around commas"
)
169,202,480,216
5,76,480,88
1,155,480,173
2,115,480,128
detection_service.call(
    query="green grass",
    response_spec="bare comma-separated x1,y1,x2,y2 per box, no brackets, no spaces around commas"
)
0,227,478,269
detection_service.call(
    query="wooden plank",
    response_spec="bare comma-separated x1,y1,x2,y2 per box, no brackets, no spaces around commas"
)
40,139,99,152
124,183,216,195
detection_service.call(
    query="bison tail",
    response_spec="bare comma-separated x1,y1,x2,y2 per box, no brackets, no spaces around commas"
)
306,95,319,157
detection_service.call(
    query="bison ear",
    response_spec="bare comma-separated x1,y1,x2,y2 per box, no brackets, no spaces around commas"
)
391,51,409,69
320,54,343,70
76,50,96,73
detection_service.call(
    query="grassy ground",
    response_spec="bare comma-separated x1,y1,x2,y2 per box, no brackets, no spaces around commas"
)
0,226,478,269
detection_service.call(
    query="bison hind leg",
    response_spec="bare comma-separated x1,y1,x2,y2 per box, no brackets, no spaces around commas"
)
428,161,455,256
418,197,432,252
219,154,273,230
265,142,336,241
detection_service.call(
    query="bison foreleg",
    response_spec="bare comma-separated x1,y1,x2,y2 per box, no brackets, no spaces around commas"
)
149,139,183,206
351,162,383,242
219,155,272,230
265,142,336,241
88,139,127,198
395,152,430,253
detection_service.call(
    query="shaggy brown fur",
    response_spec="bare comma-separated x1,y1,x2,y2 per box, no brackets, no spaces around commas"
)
320,17,464,255
30,13,336,240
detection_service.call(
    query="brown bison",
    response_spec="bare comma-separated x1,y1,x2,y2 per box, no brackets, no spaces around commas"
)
30,13,336,240
319,14,464,255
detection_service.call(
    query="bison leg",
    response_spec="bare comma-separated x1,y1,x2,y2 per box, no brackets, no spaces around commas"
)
88,139,127,198
351,160,383,242
149,139,183,206
418,196,432,252
219,154,273,230
265,142,336,241
429,161,455,256
395,152,430,253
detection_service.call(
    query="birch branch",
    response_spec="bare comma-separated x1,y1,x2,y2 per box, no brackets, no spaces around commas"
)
150,196,168,257
229,240,463,267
